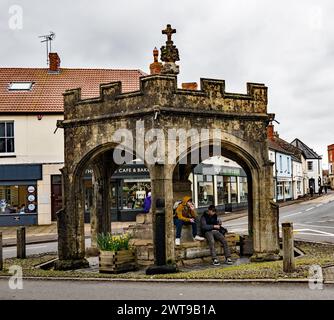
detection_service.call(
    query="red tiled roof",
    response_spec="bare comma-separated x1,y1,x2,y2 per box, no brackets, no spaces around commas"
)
0,68,146,113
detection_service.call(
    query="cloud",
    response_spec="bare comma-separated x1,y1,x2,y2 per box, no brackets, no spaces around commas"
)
1,0,333,165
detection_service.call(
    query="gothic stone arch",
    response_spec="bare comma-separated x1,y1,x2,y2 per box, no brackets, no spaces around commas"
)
56,75,280,270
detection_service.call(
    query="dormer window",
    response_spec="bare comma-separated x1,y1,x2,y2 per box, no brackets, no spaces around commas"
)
8,82,34,91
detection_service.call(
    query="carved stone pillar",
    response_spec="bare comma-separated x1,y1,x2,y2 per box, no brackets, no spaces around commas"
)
55,166,88,270
149,164,175,264
251,163,280,261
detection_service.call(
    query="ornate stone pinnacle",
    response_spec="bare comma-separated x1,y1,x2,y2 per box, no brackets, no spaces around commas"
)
160,24,180,64
162,24,176,43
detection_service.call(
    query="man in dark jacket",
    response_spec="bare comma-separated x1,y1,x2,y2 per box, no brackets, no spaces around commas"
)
200,205,232,266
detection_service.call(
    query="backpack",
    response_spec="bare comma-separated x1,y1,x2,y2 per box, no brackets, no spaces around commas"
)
173,200,182,218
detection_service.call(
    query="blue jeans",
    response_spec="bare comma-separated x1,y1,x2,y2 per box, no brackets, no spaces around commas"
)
174,217,198,238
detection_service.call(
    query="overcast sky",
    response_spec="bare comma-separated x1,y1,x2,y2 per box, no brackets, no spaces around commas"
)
1,0,333,167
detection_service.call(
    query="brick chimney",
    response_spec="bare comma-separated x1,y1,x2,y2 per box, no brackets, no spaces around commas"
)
267,124,274,141
181,82,198,90
49,52,61,72
149,47,162,75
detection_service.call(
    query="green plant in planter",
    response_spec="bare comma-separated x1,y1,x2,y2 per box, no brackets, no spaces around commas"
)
97,232,132,251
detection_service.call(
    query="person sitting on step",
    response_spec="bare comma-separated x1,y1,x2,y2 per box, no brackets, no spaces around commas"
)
200,204,233,266
174,196,205,246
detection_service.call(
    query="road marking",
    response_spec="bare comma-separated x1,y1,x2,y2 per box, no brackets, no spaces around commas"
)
228,228,247,233
310,219,334,224
295,233,334,237
293,228,334,237
294,223,334,230
316,204,323,207
27,245,47,250
282,211,302,219
305,207,315,212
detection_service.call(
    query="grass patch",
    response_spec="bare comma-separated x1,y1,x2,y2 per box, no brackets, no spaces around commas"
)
1,241,333,280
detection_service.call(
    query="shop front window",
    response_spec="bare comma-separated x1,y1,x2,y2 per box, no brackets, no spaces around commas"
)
197,175,214,207
84,179,93,212
121,180,151,209
276,182,284,200
230,176,238,203
239,177,248,202
217,176,239,204
0,185,37,214
284,182,292,199
217,176,224,205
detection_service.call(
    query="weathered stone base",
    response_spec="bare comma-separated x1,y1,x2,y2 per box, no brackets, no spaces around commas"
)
125,213,153,240
130,233,239,267
250,252,281,262
54,258,89,271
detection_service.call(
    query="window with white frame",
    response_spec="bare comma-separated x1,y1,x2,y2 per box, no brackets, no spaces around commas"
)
0,122,14,153
297,181,301,194
279,155,283,173
8,82,34,91
307,161,313,171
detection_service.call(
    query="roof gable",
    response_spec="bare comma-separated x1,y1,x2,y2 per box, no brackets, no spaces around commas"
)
291,138,321,159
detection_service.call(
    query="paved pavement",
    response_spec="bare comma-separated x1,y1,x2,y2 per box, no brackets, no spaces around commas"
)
0,221,132,246
0,279,333,300
2,239,91,259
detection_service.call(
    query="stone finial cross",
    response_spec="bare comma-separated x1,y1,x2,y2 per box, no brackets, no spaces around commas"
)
162,24,176,42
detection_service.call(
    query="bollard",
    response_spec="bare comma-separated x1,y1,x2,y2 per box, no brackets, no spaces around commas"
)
282,222,295,273
17,227,26,259
0,232,3,270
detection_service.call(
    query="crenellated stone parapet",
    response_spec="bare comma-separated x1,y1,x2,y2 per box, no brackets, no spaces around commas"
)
60,75,268,126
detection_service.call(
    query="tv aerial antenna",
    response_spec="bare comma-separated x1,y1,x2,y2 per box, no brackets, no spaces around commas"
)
39,31,56,66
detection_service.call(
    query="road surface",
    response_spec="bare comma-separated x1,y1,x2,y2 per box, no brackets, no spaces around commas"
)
0,279,333,300
225,192,334,243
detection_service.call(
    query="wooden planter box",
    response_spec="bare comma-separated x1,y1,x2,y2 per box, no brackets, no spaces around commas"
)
99,249,137,274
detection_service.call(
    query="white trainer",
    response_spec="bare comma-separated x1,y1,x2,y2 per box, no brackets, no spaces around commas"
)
175,238,181,246
193,235,205,241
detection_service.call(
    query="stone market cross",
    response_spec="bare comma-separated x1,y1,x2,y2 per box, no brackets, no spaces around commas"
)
55,25,279,270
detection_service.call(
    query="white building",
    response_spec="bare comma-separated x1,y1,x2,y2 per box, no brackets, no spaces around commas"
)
291,139,323,194
0,53,145,226
267,124,305,201
268,140,293,201
292,158,303,199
